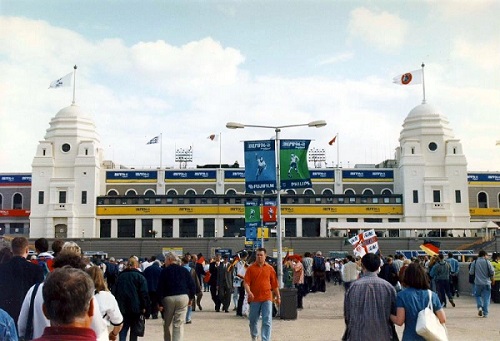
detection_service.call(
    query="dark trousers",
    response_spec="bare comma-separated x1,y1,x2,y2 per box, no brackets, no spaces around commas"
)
295,283,305,308
236,286,245,315
449,274,459,295
313,271,326,292
219,285,232,311
119,313,140,341
304,275,313,293
210,283,221,311
146,291,159,318
436,279,453,306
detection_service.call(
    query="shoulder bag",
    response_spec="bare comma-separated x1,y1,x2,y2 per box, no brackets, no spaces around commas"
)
416,290,448,341
22,282,41,341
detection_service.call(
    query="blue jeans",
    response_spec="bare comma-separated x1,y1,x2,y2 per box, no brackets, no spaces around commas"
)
119,314,139,341
249,300,273,341
475,284,491,316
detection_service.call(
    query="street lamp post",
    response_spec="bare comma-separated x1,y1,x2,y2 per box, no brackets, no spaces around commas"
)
226,120,326,287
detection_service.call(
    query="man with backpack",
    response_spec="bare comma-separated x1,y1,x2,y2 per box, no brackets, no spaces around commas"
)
312,251,326,292
32,238,54,278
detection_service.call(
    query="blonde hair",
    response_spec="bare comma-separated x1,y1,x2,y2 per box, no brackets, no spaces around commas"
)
86,266,108,292
127,257,139,269
61,241,82,256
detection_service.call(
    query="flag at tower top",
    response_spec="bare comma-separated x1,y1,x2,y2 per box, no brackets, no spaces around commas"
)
49,72,72,89
393,69,423,85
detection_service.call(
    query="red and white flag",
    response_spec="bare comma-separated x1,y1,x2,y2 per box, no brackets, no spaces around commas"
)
393,69,423,85
348,229,379,257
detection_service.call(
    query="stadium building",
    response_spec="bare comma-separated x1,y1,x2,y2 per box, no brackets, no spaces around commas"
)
1,102,499,245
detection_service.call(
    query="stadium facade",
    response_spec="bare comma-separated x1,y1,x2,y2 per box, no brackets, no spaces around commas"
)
1,102,499,241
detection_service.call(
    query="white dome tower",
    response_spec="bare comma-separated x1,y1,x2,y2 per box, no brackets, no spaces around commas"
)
395,103,470,223
30,104,103,238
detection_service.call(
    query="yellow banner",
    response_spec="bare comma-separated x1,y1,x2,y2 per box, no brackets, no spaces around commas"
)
470,208,500,216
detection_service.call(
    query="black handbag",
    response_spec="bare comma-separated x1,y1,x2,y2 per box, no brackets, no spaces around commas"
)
131,314,145,337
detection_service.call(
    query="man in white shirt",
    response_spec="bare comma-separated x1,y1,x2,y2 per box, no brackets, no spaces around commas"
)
342,255,361,291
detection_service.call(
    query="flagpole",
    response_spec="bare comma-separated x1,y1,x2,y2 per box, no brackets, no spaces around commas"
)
72,65,77,105
421,63,426,104
336,133,339,168
219,132,222,168
160,133,163,169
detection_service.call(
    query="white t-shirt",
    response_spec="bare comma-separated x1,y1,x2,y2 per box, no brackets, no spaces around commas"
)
94,290,123,326
18,283,109,341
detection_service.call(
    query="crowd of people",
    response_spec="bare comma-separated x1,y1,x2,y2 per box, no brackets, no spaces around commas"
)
0,237,498,341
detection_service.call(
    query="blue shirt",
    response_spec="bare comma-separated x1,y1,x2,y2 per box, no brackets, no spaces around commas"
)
470,257,494,285
0,308,17,341
446,257,459,274
396,288,442,341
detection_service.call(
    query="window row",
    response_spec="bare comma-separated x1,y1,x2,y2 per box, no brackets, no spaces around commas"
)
97,194,403,206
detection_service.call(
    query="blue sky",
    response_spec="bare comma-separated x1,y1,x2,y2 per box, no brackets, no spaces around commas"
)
1,0,500,172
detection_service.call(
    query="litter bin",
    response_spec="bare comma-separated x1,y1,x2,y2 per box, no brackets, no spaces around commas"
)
279,287,297,320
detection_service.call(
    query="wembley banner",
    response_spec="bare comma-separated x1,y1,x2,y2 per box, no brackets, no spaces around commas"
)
244,140,276,192
279,139,312,189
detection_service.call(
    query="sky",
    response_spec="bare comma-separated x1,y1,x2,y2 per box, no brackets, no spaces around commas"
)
1,0,500,173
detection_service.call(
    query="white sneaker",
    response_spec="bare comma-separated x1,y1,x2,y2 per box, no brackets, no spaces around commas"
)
478,307,483,317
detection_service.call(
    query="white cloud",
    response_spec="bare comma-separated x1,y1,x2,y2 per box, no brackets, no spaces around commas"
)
317,52,354,66
452,38,500,71
348,7,409,51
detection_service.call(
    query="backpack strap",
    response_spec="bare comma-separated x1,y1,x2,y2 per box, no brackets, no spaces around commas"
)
25,282,41,340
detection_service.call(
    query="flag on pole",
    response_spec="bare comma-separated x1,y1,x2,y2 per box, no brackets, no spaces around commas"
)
393,69,423,85
348,229,379,257
208,134,218,141
49,72,72,89
420,240,441,256
328,135,337,145
146,136,159,145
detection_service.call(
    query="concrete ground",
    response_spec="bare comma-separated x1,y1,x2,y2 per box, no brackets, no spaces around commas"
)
140,282,500,341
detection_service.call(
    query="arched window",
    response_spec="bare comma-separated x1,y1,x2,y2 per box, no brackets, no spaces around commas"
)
344,189,355,196
322,189,334,196
125,189,137,196
204,189,215,195
362,189,374,195
13,193,22,209
381,189,392,195
107,190,118,196
286,189,296,195
167,189,178,196
478,192,488,208
144,189,155,196
185,189,196,195
303,189,315,195
226,189,237,196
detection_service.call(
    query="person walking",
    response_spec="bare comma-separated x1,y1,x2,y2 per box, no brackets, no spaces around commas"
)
243,248,280,341
113,257,149,341
343,253,397,341
143,259,162,319
0,237,44,325
157,252,195,341
446,252,460,297
469,250,495,318
430,253,455,308
391,263,446,341
86,266,123,340
342,255,360,291
208,253,222,311
217,254,234,313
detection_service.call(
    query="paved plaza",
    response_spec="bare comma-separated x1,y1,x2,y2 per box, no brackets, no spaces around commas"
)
140,282,500,341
